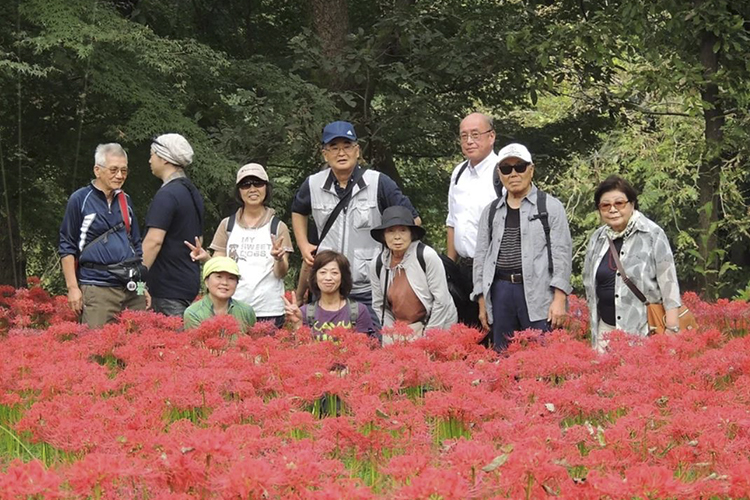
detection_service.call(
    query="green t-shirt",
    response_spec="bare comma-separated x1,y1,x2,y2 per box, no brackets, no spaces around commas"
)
183,295,256,330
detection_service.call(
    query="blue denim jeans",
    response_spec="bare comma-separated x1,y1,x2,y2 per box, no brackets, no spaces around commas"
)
490,279,549,351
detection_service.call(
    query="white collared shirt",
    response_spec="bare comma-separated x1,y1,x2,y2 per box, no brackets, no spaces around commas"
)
446,151,499,259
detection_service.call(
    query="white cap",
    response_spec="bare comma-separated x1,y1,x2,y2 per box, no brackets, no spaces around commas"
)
497,143,532,164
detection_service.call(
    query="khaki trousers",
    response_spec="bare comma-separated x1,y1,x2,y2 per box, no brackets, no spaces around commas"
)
81,285,147,329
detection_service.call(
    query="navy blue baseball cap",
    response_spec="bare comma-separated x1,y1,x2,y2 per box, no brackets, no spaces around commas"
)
322,121,357,145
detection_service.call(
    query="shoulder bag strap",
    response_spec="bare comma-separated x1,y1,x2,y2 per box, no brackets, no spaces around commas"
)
317,168,364,245
80,221,125,256
176,178,204,232
607,237,648,304
81,192,129,256
117,191,131,234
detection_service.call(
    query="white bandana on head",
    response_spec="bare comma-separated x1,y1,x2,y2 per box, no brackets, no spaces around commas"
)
152,133,194,167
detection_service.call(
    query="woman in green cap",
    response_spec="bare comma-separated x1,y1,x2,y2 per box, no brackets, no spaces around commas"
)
183,256,256,329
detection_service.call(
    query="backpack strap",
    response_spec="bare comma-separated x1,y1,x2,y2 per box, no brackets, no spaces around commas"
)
529,190,554,274
226,212,237,236
347,298,359,325
375,253,383,278
487,197,501,242
306,301,317,325
416,241,426,273
227,212,279,238
453,160,470,185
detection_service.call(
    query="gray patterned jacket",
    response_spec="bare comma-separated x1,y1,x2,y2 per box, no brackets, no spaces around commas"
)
582,213,681,346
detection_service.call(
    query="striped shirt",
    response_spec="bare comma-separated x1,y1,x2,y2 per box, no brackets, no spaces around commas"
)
496,206,522,272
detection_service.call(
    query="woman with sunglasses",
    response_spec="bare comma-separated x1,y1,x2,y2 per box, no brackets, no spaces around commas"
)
473,143,572,351
186,163,293,328
582,175,681,351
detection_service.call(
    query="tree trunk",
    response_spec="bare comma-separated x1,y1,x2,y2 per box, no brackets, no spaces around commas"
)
0,210,24,287
697,28,723,299
310,0,349,91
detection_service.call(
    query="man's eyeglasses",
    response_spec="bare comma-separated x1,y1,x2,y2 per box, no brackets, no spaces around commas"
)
238,178,267,189
497,161,530,176
459,129,493,143
97,165,129,176
325,143,357,154
599,200,630,212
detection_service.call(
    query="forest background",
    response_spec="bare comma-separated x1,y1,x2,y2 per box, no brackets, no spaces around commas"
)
1,0,749,300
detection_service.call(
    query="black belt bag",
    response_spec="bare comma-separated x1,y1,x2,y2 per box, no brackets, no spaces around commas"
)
81,258,148,290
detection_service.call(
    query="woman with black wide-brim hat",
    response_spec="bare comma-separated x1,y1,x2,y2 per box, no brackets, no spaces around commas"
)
370,206,457,343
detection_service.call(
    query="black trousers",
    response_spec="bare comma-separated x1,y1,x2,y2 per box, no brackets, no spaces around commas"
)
456,257,491,346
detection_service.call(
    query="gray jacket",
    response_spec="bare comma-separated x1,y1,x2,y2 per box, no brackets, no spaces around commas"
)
371,241,457,331
582,213,681,346
472,185,573,324
309,168,382,294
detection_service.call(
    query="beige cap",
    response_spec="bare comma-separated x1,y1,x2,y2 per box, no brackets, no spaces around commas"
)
235,163,269,184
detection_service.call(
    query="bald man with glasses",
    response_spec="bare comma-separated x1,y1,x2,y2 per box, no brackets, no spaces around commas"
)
446,112,501,331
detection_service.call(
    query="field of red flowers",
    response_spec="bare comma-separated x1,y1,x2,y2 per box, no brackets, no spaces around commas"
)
2,281,750,499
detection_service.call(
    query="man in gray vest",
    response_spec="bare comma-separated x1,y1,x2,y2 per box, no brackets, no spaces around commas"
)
291,120,420,330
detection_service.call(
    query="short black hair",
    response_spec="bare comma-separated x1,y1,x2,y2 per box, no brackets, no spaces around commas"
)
234,177,273,207
308,250,352,299
594,175,639,210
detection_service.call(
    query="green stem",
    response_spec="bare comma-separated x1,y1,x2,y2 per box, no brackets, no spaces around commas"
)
0,422,37,460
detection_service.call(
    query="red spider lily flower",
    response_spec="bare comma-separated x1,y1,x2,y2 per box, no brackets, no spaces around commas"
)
0,460,63,499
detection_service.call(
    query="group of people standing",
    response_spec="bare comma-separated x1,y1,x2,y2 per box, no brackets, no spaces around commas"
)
59,113,685,351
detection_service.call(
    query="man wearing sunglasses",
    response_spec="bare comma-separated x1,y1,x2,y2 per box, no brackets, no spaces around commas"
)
472,143,572,351
142,133,205,317
446,112,501,329
291,120,420,330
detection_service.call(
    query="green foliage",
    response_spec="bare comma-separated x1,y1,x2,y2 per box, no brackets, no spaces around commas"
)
0,0,749,297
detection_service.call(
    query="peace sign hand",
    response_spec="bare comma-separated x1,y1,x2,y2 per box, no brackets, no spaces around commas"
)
184,236,210,263
270,234,286,262
282,291,303,330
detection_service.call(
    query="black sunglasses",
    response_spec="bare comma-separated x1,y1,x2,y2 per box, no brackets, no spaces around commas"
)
497,161,531,175
238,178,267,189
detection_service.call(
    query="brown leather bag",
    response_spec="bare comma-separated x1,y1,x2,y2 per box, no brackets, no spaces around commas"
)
645,303,697,335
608,238,697,335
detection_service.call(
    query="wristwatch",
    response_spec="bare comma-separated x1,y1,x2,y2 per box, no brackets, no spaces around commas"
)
665,325,680,333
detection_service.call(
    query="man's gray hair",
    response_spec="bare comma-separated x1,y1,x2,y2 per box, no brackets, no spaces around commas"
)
94,143,128,166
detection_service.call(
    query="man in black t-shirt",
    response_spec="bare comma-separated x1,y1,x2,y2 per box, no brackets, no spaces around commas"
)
142,133,205,316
